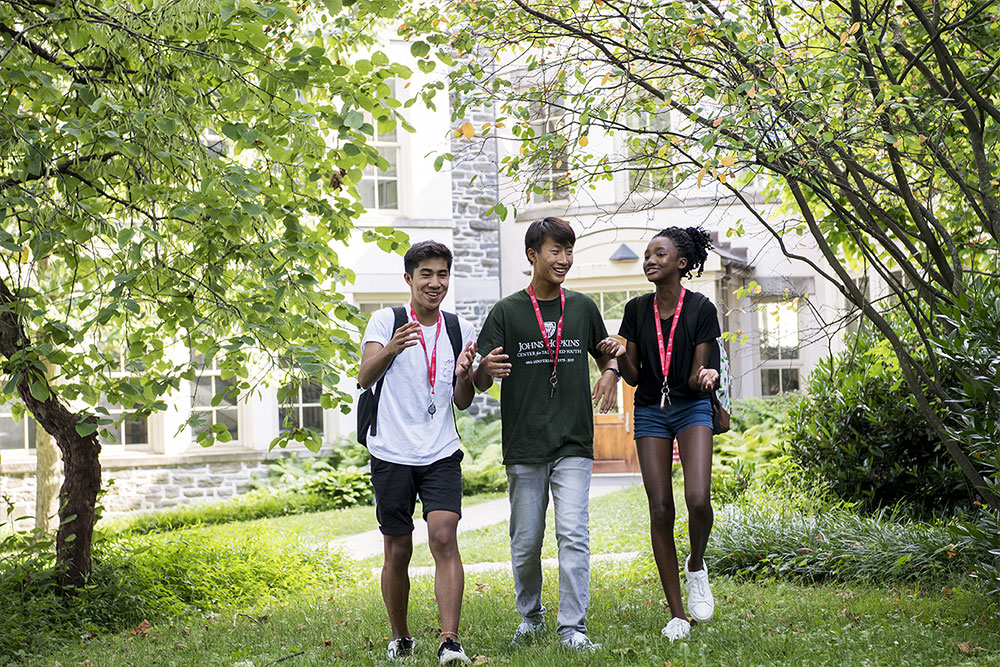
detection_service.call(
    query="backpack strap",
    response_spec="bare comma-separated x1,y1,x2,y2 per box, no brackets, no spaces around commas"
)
369,306,408,438
442,311,462,388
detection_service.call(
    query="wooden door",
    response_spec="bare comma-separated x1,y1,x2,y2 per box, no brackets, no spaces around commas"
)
593,382,639,473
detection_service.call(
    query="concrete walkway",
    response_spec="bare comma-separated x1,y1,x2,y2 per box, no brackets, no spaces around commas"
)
331,473,641,561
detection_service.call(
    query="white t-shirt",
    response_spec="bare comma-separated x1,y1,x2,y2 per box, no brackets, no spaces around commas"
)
360,306,476,466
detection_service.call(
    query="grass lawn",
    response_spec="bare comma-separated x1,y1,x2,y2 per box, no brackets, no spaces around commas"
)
40,561,1000,666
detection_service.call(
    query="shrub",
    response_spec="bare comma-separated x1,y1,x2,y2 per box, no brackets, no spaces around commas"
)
103,487,341,536
708,479,984,585
457,414,507,495
785,328,969,518
730,394,800,432
298,466,373,507
953,508,1000,598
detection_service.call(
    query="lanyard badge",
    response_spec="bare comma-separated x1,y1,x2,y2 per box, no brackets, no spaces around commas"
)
410,305,442,418
527,285,565,398
653,287,686,409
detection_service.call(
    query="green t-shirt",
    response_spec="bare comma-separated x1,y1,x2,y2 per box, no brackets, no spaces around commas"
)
477,288,609,464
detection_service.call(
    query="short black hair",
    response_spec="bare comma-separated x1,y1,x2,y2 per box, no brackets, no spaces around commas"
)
653,226,713,279
403,240,453,275
524,217,576,262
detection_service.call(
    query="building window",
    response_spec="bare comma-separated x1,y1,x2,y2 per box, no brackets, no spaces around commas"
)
758,301,801,395
0,404,36,452
279,380,324,436
528,98,570,203
357,297,408,314
191,360,239,443
584,289,643,322
100,355,151,451
627,111,673,194
359,82,400,211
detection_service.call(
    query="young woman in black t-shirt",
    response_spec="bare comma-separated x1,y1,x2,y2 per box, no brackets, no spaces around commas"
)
599,227,721,642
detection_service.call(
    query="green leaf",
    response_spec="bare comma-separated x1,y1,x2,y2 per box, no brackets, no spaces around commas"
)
29,381,49,401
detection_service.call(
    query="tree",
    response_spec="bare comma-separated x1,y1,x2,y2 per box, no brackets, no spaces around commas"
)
403,0,1000,508
1,0,413,586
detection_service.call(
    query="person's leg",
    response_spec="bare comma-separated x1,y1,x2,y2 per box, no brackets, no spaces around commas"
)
507,463,550,625
549,456,593,640
426,510,463,638
370,455,418,643
676,424,714,570
635,436,685,619
382,533,414,640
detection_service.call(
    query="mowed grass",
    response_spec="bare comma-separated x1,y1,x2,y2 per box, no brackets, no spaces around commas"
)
39,560,1000,666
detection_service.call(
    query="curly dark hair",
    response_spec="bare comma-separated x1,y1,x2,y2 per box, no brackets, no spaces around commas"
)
652,226,713,279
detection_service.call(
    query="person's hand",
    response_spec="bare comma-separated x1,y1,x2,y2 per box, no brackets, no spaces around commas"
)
480,346,511,379
596,336,626,358
592,371,618,413
386,321,421,356
455,341,477,379
695,365,720,392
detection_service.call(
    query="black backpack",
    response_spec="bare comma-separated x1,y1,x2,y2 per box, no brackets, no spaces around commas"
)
356,306,463,446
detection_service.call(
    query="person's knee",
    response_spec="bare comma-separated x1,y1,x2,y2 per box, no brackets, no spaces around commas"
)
428,525,458,559
685,491,712,517
647,499,676,527
384,535,413,566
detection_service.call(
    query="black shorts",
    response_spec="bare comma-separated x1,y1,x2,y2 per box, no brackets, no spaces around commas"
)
370,449,464,536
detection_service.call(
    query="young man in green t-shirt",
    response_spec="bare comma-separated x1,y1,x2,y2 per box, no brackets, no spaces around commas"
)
474,217,624,651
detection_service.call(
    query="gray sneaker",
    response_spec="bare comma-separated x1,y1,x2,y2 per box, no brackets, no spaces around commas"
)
561,631,601,651
387,636,415,660
511,618,545,643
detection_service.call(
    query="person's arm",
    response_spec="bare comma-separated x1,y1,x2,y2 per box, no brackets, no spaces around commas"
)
591,351,621,413
453,341,477,410
688,341,720,392
357,321,421,390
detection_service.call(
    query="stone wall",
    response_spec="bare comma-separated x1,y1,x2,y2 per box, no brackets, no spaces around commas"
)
0,453,273,531
450,96,502,417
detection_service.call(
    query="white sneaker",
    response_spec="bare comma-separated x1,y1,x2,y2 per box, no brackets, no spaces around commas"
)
511,618,545,643
561,631,602,651
661,617,691,642
437,638,471,665
685,556,715,622
387,637,415,660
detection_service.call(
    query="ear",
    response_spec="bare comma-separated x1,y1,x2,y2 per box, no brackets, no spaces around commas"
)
403,272,413,287
678,255,688,271
525,247,536,266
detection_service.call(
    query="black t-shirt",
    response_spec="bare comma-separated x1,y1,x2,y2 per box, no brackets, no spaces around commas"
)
618,290,722,407
477,289,608,464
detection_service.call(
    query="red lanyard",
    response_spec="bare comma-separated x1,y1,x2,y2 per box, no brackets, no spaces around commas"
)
527,284,565,397
653,287,686,409
410,305,442,414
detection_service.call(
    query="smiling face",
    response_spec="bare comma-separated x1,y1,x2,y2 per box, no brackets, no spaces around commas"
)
643,236,688,284
527,236,574,287
405,257,450,312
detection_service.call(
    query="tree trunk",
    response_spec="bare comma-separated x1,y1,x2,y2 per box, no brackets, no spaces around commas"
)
0,277,101,588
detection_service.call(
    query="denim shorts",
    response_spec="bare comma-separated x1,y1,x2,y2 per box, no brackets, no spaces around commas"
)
633,398,713,441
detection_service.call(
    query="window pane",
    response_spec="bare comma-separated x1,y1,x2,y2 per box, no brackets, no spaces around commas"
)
781,369,800,393
194,377,214,407
377,180,398,209
100,423,122,447
358,179,375,209
217,377,237,407
217,409,238,439
302,406,323,432
191,411,211,437
761,369,781,396
759,302,799,360
378,127,397,143
279,407,298,433
379,147,398,177
126,418,148,446
359,303,380,314
302,381,322,405
0,415,25,450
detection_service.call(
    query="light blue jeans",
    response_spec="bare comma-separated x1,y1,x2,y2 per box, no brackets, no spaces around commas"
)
507,456,593,639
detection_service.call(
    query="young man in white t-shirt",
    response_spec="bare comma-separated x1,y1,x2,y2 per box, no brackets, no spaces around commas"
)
358,240,477,665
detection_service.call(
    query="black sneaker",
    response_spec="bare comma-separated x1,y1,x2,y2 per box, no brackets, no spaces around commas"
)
437,637,471,665
387,636,415,660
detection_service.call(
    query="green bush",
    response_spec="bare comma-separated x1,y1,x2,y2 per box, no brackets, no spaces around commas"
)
953,508,1000,597
708,473,984,585
457,414,507,495
785,328,968,518
298,466,373,507
730,394,800,432
103,487,342,536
